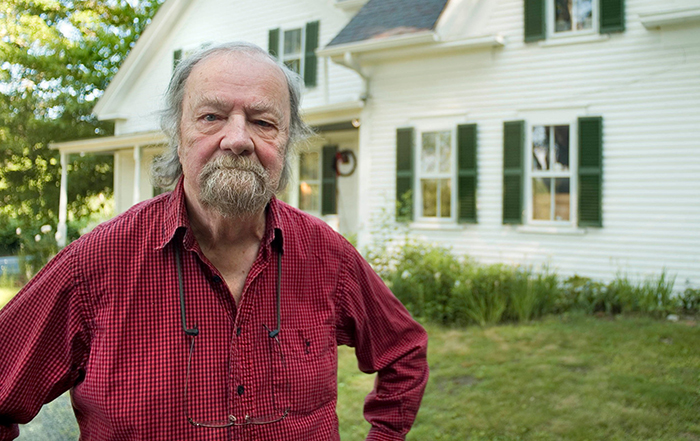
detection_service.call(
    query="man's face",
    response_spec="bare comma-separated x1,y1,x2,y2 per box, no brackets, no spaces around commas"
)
178,51,291,217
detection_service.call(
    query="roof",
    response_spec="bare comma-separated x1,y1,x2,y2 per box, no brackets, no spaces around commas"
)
327,0,449,47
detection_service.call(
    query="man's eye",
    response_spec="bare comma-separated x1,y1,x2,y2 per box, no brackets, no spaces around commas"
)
255,120,272,128
203,114,218,122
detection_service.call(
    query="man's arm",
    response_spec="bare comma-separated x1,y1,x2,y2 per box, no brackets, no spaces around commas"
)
335,243,429,441
0,244,90,440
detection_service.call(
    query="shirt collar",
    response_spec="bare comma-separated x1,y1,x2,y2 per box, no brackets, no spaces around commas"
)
157,176,285,253
157,177,190,250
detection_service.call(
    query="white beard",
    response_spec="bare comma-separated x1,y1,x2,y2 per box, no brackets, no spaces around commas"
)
198,155,274,218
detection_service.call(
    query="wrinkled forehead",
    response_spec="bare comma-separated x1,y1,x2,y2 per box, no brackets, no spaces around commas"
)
185,50,290,106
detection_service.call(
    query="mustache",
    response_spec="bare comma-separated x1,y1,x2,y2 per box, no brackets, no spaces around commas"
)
205,155,265,175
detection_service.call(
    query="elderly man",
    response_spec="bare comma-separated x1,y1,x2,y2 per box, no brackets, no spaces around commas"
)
0,42,428,440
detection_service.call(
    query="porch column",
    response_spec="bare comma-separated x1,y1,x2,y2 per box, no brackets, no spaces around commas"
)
56,151,69,247
133,145,141,205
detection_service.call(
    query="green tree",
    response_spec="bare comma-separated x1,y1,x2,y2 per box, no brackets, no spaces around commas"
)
0,0,163,254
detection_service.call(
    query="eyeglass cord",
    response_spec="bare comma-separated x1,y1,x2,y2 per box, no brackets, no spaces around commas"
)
175,238,282,339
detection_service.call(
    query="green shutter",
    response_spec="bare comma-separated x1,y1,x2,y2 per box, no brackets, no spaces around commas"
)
268,28,280,59
503,121,525,224
173,49,182,69
457,124,478,223
304,21,319,87
578,117,603,227
524,0,546,42
321,145,337,215
600,0,625,33
396,127,414,221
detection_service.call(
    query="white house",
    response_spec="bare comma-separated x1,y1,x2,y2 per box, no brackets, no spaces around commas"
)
51,0,700,288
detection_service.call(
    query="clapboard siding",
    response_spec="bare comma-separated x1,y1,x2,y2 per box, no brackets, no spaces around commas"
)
359,0,700,287
112,0,362,135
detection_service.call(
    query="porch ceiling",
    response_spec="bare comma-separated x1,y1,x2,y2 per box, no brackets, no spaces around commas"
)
49,131,167,154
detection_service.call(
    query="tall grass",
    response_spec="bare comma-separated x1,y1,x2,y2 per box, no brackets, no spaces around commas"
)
369,239,694,327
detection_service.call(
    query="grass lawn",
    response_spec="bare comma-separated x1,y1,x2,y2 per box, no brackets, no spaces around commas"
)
0,286,19,309
338,315,700,441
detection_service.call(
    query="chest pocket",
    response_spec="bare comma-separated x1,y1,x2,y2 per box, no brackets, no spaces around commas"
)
282,325,336,415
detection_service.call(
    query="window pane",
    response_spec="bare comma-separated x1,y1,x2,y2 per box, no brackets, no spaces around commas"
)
299,152,319,180
421,133,437,173
532,125,549,171
554,125,569,171
575,0,593,30
422,179,437,217
284,29,302,55
299,182,319,212
555,0,572,32
438,131,452,173
284,59,300,75
532,178,551,220
440,179,451,217
555,178,570,221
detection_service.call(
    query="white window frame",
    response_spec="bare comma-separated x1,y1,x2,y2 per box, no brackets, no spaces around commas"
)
277,26,306,78
547,0,598,39
524,117,579,227
413,126,458,225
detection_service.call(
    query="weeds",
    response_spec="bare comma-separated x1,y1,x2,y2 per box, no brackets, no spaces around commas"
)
366,236,697,326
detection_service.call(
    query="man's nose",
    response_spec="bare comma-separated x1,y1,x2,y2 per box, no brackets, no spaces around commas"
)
219,116,254,155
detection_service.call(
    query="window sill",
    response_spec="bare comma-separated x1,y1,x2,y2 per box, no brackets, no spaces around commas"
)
515,225,587,236
410,222,468,231
538,33,610,48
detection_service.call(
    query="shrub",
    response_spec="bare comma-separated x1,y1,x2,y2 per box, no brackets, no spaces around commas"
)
558,275,607,314
679,287,700,315
389,242,461,324
451,264,513,326
507,267,560,322
607,271,677,317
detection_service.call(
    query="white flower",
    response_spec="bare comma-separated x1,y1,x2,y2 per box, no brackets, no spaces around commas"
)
34,234,41,242
401,270,411,279
41,224,52,234
15,228,21,235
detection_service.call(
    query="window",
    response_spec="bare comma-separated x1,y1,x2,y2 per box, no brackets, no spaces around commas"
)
395,125,477,224
282,29,303,75
299,151,320,213
269,21,319,87
524,0,624,42
554,0,594,33
297,145,337,216
530,125,572,222
173,43,212,69
419,131,453,219
502,117,602,227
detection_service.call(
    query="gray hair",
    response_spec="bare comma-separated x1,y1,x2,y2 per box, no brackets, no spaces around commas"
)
151,41,312,191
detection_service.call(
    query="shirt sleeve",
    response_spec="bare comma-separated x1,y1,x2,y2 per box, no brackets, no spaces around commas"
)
335,242,429,441
0,244,91,440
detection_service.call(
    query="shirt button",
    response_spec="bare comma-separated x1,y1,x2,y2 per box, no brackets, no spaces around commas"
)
212,275,222,283
236,327,242,336
237,385,245,396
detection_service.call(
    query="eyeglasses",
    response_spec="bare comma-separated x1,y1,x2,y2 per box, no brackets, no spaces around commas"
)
175,242,289,428
183,324,290,427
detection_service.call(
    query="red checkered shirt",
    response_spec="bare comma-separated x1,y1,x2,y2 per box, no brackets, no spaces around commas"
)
0,179,428,440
